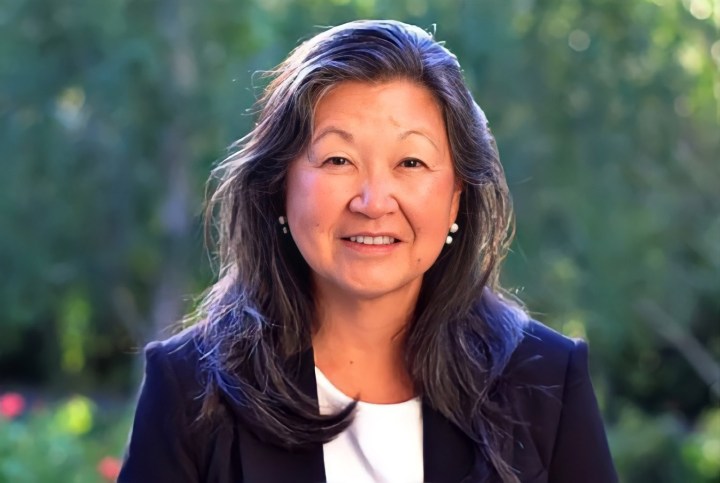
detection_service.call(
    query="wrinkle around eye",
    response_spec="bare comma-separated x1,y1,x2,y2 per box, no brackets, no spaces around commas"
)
321,156,352,167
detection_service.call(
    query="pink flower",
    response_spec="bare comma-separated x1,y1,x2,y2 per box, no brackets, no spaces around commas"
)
97,456,122,481
0,392,25,419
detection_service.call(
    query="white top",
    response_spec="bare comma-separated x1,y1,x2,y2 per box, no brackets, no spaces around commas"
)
315,367,424,483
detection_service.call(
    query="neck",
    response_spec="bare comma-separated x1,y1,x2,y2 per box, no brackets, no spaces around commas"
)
311,280,421,403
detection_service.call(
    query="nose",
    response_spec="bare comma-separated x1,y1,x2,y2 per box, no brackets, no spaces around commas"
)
348,172,399,219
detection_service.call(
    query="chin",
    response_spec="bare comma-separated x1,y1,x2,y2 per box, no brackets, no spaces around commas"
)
334,276,422,301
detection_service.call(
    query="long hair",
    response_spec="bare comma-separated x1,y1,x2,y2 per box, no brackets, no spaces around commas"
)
193,20,527,482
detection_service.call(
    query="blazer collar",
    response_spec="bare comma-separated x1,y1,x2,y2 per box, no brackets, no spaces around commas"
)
239,347,481,482
422,399,477,482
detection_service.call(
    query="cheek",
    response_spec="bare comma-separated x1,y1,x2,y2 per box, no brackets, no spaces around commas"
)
409,179,457,235
286,170,343,234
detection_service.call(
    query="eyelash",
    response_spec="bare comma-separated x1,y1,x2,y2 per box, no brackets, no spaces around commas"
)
400,158,425,168
323,156,350,166
321,157,426,168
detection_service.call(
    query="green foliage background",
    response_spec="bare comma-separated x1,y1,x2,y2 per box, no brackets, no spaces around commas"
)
0,0,718,481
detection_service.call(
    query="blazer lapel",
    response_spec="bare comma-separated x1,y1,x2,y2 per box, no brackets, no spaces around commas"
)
237,348,488,483
422,401,477,483
236,348,326,483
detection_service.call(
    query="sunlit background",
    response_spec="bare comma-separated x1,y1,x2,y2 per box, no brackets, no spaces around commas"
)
1,0,718,481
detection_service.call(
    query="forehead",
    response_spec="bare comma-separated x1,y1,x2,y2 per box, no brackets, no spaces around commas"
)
311,79,447,137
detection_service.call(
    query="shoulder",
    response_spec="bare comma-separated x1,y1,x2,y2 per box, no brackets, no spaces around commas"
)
501,319,600,434
500,319,595,424
145,324,204,373
141,324,207,415
504,321,618,482
505,319,587,386
518,319,580,354
119,324,213,481
501,320,609,477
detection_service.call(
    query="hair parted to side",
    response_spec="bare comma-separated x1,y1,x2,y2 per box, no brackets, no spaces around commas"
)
194,20,527,482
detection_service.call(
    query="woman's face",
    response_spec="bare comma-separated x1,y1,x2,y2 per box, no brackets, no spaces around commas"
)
285,79,461,301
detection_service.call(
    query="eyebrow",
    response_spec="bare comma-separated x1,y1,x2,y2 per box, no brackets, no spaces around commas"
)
399,129,439,152
311,126,439,152
312,126,354,145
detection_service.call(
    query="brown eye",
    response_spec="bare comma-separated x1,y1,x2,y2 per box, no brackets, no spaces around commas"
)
400,158,424,168
324,156,350,166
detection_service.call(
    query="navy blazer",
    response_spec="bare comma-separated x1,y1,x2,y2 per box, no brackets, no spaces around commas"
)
118,320,617,482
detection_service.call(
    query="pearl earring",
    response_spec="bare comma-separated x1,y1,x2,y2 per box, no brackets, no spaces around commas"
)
278,215,288,234
446,222,459,245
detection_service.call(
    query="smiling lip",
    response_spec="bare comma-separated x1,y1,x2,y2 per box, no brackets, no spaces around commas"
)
341,233,403,245
349,235,396,245
340,233,402,253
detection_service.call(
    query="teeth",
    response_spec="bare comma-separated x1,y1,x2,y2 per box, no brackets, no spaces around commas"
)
348,236,396,245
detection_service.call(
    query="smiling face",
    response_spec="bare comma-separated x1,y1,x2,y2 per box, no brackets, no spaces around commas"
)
285,79,462,301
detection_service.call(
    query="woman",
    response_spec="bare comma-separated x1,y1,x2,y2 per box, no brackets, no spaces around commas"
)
119,20,617,483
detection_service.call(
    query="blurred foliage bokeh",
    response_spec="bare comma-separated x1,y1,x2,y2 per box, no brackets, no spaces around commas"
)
0,0,718,481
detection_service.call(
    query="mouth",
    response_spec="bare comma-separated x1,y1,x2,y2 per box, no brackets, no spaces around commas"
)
344,235,399,246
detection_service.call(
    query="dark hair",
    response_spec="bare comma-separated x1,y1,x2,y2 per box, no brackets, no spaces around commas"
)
194,20,527,482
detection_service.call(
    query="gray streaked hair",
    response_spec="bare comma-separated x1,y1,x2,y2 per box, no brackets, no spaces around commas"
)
194,20,527,482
